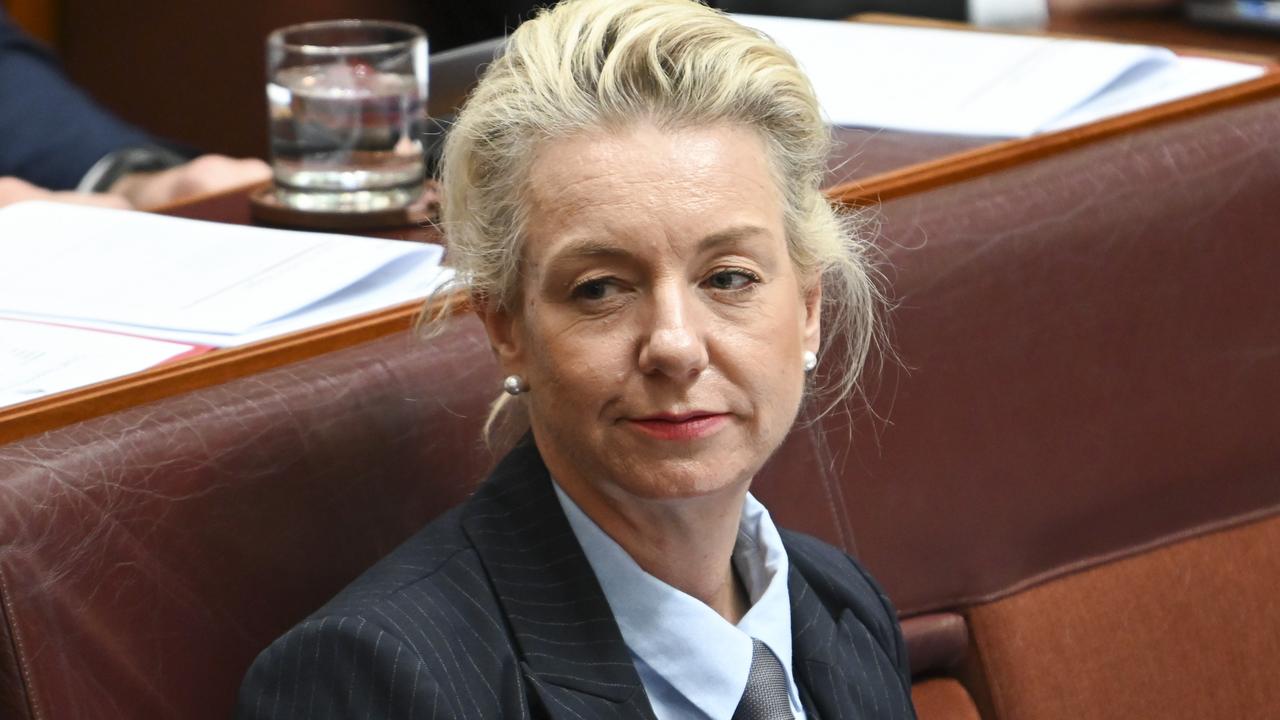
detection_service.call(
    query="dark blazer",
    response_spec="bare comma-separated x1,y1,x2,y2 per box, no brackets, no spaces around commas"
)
0,8,152,189
237,438,916,719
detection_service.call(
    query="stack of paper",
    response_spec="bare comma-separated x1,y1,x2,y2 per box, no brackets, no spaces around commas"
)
0,201,454,408
733,15,1267,137
1,318,205,409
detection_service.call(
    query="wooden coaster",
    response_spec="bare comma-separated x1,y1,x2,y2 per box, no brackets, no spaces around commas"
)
249,181,441,231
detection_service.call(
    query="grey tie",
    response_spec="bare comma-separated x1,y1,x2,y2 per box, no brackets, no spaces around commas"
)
733,638,796,720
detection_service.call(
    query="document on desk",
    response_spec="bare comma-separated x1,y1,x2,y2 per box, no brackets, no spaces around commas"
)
0,317,207,409
733,15,1267,137
0,202,454,347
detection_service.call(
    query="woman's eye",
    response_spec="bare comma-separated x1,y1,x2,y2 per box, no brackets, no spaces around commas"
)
705,269,759,291
571,278,617,301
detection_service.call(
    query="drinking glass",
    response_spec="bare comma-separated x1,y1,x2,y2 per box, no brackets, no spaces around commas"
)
266,20,429,213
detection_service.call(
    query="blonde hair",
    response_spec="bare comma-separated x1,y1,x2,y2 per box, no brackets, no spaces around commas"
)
432,0,882,437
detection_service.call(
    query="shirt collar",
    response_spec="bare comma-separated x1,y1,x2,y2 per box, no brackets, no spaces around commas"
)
553,483,800,720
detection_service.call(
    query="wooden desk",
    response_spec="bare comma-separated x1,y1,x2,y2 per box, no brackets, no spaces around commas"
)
4,28,1280,445
1049,10,1280,60
37,5,1280,159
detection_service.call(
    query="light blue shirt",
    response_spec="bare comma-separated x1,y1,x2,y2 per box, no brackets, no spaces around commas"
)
553,484,807,720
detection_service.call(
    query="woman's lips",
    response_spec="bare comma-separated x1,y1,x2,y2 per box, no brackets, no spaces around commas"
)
625,413,730,441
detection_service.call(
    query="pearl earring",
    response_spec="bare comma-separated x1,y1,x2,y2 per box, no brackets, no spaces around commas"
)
503,375,526,396
803,351,818,373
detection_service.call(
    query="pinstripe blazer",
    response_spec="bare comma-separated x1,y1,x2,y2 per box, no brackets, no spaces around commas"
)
237,438,916,719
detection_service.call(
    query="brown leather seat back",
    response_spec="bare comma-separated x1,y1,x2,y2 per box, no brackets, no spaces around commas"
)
761,94,1280,718
2,87,1277,720
807,92,1280,614
0,319,499,720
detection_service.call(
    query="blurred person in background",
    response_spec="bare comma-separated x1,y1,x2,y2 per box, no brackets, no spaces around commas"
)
1,0,1173,211
0,6,269,211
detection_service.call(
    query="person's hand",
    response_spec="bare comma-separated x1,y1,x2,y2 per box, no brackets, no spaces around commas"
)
1048,0,1178,15
0,176,132,210
110,154,272,210
1,155,271,212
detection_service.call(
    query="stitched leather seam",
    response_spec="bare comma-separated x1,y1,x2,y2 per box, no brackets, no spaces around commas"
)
0,566,41,720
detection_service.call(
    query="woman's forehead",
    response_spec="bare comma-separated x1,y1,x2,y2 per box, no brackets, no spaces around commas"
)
522,123,784,255
531,122,772,191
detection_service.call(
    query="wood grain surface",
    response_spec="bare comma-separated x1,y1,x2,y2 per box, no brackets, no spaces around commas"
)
4,20,1279,444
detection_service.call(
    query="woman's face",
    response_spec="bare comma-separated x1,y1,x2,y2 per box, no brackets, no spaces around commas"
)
481,122,820,508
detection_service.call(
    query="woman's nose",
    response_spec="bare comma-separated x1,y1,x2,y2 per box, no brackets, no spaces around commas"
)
637,284,709,381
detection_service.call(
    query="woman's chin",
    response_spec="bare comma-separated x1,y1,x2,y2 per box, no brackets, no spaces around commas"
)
536,421,775,505
605,456,756,503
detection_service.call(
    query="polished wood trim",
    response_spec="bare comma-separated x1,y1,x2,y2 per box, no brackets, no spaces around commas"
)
4,21,1279,445
1047,12,1280,62
854,12,1279,64
0,286,474,444
828,72,1280,206
0,300,426,444
829,13,1280,205
148,179,272,215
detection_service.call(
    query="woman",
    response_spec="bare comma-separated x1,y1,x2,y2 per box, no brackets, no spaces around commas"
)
238,1,912,718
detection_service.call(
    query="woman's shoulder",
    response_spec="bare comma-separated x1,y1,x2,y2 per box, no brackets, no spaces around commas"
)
237,503,525,719
318,504,478,616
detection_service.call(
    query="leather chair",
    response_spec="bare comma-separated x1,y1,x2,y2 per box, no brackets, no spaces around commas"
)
0,324,498,719
780,91,1280,718
1,94,1278,720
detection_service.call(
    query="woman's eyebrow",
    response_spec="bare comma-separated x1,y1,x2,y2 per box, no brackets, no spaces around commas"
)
548,238,631,264
696,224,771,254
545,224,771,268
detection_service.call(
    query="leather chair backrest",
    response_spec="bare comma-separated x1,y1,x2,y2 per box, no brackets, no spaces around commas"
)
1,90,1277,720
0,322,499,719
760,92,1280,615
756,93,1280,719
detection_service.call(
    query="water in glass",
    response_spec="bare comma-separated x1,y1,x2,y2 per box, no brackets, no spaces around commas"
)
269,61,426,212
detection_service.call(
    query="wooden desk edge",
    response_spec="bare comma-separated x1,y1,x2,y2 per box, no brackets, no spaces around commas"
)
0,296,466,445
827,72,1280,205
5,59,1279,445
851,12,1279,65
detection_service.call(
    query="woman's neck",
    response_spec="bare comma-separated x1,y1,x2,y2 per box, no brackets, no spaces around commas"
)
561,478,753,623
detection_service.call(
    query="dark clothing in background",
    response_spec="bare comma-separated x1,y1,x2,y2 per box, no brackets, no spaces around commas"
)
1,1,969,188
0,7,152,190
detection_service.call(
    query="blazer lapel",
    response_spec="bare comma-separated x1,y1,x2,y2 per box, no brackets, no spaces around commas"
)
788,564,917,720
789,565,844,720
462,438,657,720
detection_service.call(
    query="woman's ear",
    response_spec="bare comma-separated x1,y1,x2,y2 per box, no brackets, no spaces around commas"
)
803,276,822,354
475,296,526,375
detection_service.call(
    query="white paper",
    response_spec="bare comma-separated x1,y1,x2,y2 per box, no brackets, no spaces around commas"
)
0,317,202,409
0,202,445,335
22,264,458,347
0,202,451,345
732,14,1264,137
1041,55,1265,132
